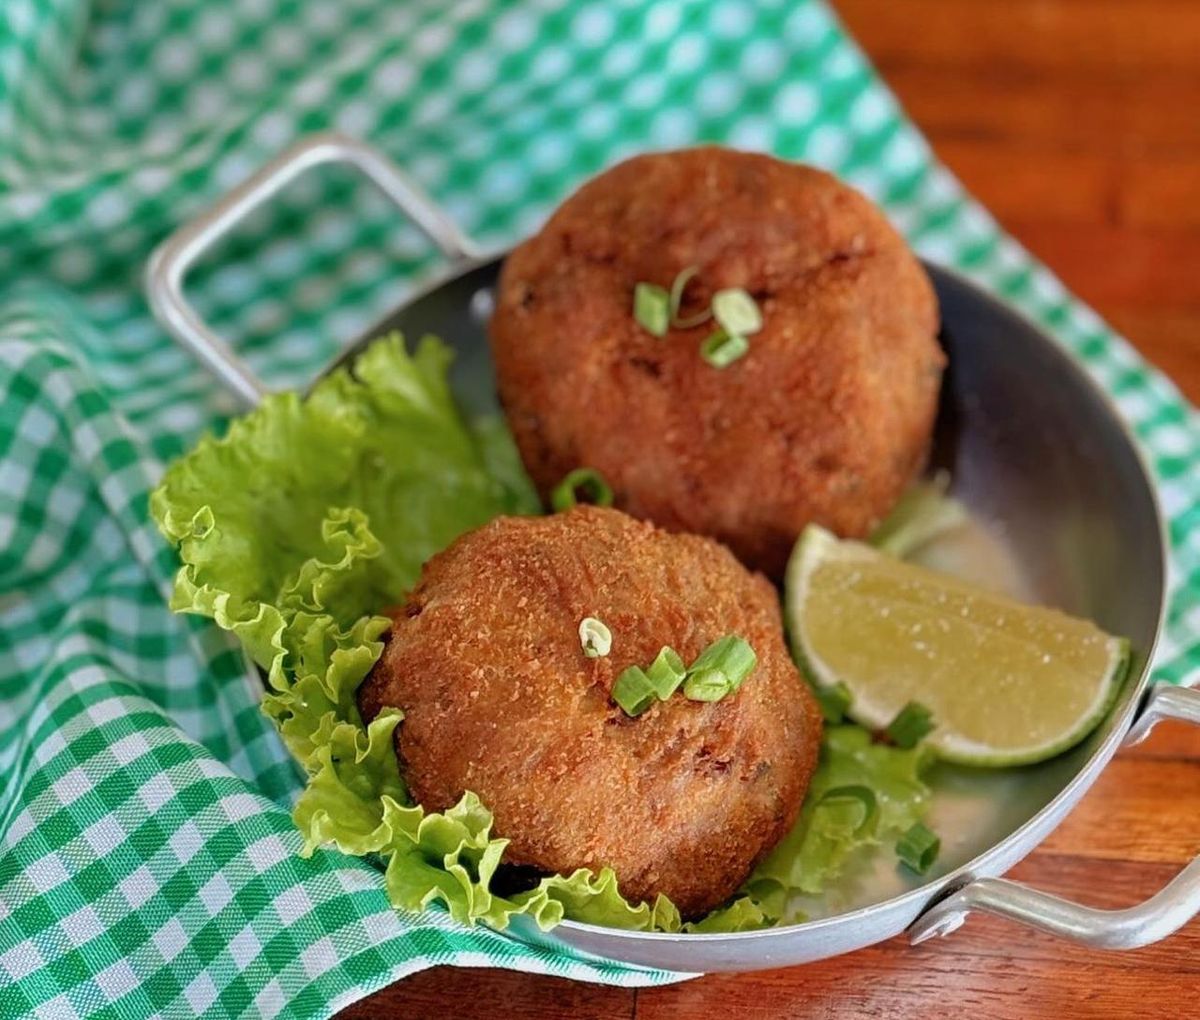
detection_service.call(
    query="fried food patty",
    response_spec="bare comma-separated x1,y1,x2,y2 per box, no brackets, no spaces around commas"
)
489,146,944,578
358,506,822,918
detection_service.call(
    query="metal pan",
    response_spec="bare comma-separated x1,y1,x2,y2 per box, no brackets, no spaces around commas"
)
146,133,1200,973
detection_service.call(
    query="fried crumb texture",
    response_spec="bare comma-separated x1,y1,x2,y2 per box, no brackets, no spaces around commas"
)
359,506,823,918
490,146,945,578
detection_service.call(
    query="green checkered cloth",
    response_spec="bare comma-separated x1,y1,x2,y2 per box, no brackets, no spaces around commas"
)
2,0,1197,1016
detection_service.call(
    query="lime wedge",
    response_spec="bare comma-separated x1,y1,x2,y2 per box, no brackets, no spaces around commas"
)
785,526,1129,766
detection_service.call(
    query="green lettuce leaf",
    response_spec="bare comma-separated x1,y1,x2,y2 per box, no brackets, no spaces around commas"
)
382,792,517,928
152,332,935,938
150,333,690,933
870,471,967,559
683,895,769,933
513,868,683,933
743,725,932,920
293,708,407,856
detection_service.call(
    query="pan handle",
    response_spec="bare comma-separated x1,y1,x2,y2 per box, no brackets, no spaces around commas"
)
909,682,1200,950
144,132,482,410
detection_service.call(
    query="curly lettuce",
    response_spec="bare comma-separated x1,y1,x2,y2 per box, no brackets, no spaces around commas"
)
869,471,968,558
743,726,932,921
151,332,933,935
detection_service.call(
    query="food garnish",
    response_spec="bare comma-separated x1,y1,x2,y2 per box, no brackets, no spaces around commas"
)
786,524,1129,766
895,821,940,875
613,634,757,716
816,785,879,838
687,634,757,694
700,328,750,368
669,265,712,328
645,645,687,698
634,281,670,336
712,288,763,336
579,616,612,658
612,665,657,716
632,269,764,370
870,471,967,558
551,466,614,511
813,680,853,724
885,701,935,749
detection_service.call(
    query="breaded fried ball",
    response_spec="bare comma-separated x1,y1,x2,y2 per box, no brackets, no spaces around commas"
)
358,506,822,918
489,146,944,578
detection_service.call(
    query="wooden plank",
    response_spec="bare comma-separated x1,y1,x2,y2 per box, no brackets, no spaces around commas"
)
346,853,1200,1020
961,854,1200,969
636,937,1191,1020
934,139,1118,228
1105,309,1200,402
335,966,634,1019
1038,756,1200,863
640,849,1200,1020
1120,157,1200,230
834,0,1200,76
997,222,1200,311
869,66,1200,156
1117,717,1200,761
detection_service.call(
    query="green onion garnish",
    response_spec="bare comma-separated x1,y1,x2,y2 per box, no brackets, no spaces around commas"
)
886,701,935,748
551,467,614,512
895,821,940,874
682,667,730,702
817,784,879,837
633,282,670,337
712,288,762,336
611,635,756,715
699,328,749,368
669,266,712,329
689,634,757,691
813,681,853,724
646,646,687,699
578,616,612,658
613,666,657,717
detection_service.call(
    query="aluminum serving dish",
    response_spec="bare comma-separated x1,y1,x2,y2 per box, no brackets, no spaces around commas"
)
147,134,1200,973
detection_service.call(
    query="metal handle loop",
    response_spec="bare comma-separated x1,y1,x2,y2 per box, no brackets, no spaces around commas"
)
145,132,481,409
910,681,1200,950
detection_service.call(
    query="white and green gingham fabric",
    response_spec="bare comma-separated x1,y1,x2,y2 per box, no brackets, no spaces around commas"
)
2,0,1198,1016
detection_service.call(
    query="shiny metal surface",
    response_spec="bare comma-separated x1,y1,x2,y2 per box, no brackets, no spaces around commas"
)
911,684,1200,950
147,135,1191,973
145,133,480,410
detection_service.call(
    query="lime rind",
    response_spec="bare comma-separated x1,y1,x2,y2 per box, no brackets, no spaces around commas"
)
784,525,1130,768
932,638,1128,766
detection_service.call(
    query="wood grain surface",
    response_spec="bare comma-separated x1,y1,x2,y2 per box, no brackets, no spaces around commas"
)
340,2,1200,1016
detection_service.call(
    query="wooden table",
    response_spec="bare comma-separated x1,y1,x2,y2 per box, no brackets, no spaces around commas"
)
342,2,1200,1015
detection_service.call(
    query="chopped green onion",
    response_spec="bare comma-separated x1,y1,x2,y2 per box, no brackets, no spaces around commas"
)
699,328,749,368
634,282,670,337
613,666,657,717
551,467,614,512
612,636,757,714
817,784,879,837
682,667,730,702
669,266,712,329
689,635,757,691
712,288,762,336
646,646,687,699
895,821,940,874
578,616,612,658
813,681,853,724
886,701,935,749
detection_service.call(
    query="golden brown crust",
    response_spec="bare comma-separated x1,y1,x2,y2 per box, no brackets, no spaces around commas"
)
489,146,944,578
358,506,822,918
